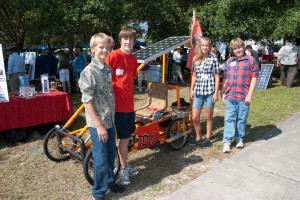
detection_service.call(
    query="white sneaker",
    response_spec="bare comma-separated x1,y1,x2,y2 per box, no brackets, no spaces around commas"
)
120,168,130,185
236,140,244,148
223,143,231,153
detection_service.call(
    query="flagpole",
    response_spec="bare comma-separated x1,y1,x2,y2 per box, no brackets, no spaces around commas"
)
189,10,196,111
193,10,196,24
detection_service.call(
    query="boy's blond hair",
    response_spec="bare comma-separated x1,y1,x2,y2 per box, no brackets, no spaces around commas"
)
90,33,111,55
193,37,212,65
118,27,136,42
229,38,245,55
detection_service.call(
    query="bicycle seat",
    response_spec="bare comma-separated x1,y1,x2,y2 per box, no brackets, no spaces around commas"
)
135,82,168,118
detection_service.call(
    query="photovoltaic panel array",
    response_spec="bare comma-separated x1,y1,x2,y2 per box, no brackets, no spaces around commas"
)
255,64,274,90
133,36,191,63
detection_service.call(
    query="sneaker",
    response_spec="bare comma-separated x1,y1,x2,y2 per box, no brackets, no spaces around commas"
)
120,168,130,185
126,165,139,176
138,88,143,93
92,194,105,200
113,167,120,176
223,143,231,153
236,140,244,148
189,139,203,146
110,183,126,193
202,140,212,148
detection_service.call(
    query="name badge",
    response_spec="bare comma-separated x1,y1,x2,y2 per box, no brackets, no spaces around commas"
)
116,69,124,76
230,61,236,66
201,74,208,80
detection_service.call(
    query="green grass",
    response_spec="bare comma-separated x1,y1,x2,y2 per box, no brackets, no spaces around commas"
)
0,74,299,200
246,78,300,141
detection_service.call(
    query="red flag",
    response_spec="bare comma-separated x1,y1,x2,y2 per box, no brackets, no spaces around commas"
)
186,18,202,69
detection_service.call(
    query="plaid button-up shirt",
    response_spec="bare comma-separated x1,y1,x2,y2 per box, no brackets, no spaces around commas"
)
192,54,220,95
223,55,259,101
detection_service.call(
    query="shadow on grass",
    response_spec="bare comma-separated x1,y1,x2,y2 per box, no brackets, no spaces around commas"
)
106,136,203,199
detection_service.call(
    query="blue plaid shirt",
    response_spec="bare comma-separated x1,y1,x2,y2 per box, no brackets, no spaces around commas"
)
192,54,220,95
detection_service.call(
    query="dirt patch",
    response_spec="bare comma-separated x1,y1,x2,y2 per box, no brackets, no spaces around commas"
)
0,85,256,200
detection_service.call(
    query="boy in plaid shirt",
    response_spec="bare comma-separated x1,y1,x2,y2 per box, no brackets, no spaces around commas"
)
221,38,259,153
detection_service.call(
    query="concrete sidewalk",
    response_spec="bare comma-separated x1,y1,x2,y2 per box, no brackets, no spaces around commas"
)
160,112,300,200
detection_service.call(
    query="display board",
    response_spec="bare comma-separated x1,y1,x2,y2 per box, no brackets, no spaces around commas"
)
133,36,191,63
0,44,9,102
255,64,274,90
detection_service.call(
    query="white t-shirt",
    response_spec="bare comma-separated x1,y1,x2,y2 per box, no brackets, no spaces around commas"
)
173,50,182,64
278,43,299,65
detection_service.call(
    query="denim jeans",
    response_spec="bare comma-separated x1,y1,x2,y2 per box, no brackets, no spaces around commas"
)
90,127,116,197
223,99,250,143
193,92,214,109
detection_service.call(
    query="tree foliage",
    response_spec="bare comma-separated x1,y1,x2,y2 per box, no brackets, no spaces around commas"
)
0,0,299,50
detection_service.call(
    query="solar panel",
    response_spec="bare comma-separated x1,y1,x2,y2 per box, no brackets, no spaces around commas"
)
255,64,274,90
133,36,191,63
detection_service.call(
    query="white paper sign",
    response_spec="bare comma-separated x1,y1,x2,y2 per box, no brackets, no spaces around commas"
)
20,52,36,80
0,44,9,102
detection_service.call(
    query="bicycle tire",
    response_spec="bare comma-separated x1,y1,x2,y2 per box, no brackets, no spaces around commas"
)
83,147,121,186
166,118,188,150
43,127,71,162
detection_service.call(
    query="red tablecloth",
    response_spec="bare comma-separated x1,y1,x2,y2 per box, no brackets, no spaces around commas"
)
0,90,73,131
262,54,275,61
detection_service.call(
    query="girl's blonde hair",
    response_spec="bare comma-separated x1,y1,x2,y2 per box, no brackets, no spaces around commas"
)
193,37,212,65
229,37,245,55
90,33,111,54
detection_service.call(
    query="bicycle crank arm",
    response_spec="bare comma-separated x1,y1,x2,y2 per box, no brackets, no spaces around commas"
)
166,129,193,143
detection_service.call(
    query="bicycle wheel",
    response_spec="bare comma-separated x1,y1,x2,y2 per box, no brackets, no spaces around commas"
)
83,147,121,186
83,149,94,185
166,118,188,150
43,127,71,162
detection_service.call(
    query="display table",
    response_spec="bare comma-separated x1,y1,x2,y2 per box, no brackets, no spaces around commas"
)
262,54,275,61
0,90,73,131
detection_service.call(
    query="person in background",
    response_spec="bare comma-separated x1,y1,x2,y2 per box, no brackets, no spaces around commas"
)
109,36,115,52
189,37,220,148
173,48,185,85
35,49,58,79
245,45,260,69
277,38,300,87
221,38,259,153
7,47,26,94
105,27,139,186
181,48,189,73
137,63,150,93
211,45,221,61
72,50,84,92
79,33,125,200
133,45,150,93
57,49,71,93
76,46,87,67
225,45,230,61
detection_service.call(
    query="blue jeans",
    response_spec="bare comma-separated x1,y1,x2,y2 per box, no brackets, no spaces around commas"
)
90,127,116,197
223,99,250,143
